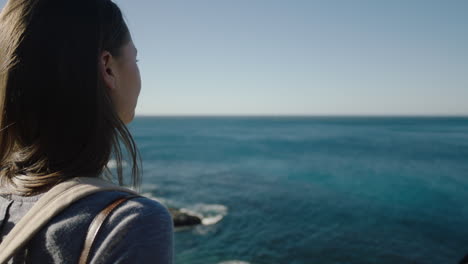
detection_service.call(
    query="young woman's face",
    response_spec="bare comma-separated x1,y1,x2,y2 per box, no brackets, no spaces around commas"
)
107,39,141,124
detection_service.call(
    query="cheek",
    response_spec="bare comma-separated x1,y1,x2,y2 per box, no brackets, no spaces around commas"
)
122,63,141,99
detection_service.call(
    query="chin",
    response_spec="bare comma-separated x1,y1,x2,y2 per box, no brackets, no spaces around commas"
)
123,111,135,125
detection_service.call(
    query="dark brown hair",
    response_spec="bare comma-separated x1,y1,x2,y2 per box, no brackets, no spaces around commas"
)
0,0,141,195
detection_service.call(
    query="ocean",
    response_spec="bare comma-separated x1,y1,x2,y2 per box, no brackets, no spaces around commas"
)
127,116,468,264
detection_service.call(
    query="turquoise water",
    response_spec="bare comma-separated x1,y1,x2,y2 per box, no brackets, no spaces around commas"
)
128,116,468,264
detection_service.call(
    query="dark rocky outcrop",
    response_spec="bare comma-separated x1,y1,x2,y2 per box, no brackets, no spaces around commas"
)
168,208,202,227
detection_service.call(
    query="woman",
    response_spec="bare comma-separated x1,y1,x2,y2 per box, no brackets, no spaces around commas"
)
0,0,173,263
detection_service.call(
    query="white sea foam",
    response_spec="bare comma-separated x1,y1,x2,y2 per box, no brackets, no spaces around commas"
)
178,203,228,226
192,203,228,225
202,214,224,225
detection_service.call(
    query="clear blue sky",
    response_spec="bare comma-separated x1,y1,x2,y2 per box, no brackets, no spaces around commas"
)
1,0,467,116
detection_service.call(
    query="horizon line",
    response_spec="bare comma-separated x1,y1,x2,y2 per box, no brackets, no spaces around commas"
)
135,113,468,118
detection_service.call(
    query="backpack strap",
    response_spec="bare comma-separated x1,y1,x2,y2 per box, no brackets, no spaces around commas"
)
78,194,140,264
0,176,137,263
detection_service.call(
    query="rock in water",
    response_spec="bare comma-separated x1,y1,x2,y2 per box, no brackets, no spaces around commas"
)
168,208,202,227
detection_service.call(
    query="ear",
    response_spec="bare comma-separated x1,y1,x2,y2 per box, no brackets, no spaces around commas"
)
100,51,117,91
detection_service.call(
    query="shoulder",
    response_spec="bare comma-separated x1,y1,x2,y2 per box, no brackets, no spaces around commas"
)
89,192,174,263
70,190,173,223
28,190,174,264
89,192,175,263
106,192,173,221
102,192,174,235
54,190,173,227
